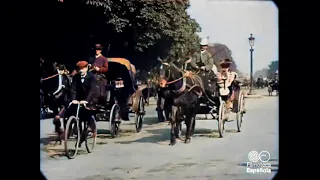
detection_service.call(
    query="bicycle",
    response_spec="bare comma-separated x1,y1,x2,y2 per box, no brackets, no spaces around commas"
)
64,100,97,159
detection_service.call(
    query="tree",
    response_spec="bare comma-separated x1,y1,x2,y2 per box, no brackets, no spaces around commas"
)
267,60,278,77
41,0,201,70
207,43,239,72
254,68,269,78
86,0,201,63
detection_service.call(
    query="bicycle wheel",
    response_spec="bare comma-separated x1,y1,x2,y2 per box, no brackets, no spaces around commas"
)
85,118,97,153
64,116,80,159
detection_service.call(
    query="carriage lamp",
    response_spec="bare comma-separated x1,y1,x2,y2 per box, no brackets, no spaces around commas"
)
248,34,256,95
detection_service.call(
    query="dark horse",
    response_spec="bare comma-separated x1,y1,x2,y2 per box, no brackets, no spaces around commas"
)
158,59,217,145
40,59,71,144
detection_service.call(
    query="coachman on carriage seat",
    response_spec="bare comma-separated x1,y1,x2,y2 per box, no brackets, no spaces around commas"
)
90,44,109,100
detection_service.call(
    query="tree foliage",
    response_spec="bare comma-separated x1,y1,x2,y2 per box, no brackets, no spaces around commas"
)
86,0,201,60
207,43,239,72
267,60,278,75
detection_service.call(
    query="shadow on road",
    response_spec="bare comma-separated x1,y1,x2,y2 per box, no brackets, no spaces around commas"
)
40,135,58,146
114,127,226,145
115,128,170,144
143,117,161,125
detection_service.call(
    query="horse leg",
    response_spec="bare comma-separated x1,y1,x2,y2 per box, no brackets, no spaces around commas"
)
53,106,65,145
184,109,194,144
170,106,178,146
190,102,200,138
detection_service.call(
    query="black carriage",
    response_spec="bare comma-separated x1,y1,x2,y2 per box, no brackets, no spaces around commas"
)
195,72,246,137
94,59,146,137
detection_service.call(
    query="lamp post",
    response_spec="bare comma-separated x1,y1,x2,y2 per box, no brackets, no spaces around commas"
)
248,34,255,95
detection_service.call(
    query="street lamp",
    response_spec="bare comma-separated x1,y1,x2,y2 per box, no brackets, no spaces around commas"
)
248,33,255,95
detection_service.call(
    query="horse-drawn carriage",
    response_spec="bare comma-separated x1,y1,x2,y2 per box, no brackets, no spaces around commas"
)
63,58,146,159
186,70,245,137
155,58,246,145
268,79,279,96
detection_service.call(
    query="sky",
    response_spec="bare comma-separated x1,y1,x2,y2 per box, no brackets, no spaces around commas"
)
187,0,278,74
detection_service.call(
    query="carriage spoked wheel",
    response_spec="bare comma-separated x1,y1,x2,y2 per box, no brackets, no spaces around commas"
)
135,96,145,133
218,98,226,138
109,104,121,138
84,118,97,153
236,91,245,132
146,85,150,106
64,116,80,159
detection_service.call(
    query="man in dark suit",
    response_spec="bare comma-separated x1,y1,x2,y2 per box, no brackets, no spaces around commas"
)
69,60,99,136
70,61,99,105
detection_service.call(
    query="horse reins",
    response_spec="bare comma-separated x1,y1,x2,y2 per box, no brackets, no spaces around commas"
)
41,70,69,81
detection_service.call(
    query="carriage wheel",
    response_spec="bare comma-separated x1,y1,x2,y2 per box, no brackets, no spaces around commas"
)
109,104,121,138
64,116,80,159
146,87,150,106
236,92,245,132
218,100,226,138
85,118,97,153
135,96,144,132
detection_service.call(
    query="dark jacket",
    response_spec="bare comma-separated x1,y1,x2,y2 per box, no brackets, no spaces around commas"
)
70,72,98,102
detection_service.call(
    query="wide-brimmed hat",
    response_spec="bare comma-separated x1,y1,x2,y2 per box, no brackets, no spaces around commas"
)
76,61,88,68
95,44,103,50
220,59,232,65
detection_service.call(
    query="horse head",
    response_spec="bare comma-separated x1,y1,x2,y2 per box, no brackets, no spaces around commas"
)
40,60,66,97
157,57,184,93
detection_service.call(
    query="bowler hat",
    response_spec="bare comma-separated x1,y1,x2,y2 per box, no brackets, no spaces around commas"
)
95,44,103,50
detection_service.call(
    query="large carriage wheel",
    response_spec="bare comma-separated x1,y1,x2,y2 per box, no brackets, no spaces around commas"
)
109,104,121,138
135,96,144,132
236,91,245,132
85,118,97,153
146,85,150,106
218,99,226,138
64,116,80,159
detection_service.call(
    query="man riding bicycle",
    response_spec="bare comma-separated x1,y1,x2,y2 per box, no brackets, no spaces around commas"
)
68,61,99,137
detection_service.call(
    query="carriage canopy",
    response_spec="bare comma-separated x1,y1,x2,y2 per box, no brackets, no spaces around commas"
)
106,58,135,95
108,58,132,71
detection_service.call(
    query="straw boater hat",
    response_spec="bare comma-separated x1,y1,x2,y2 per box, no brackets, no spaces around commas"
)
95,44,103,50
76,61,89,68
200,38,208,46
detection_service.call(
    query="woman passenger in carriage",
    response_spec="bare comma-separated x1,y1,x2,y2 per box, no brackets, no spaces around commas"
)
217,59,237,109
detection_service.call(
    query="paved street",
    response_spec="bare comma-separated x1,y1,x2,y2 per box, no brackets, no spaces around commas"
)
40,89,278,180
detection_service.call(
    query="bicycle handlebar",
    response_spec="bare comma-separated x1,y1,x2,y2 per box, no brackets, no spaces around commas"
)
68,101,88,108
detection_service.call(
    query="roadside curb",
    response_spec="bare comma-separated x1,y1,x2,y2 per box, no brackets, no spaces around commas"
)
244,94,263,98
